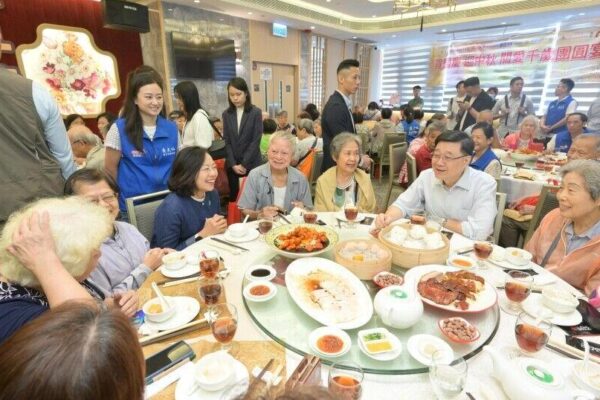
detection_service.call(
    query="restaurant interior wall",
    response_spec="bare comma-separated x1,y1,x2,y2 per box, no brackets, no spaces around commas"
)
162,2,250,119
0,0,143,126
380,14,600,114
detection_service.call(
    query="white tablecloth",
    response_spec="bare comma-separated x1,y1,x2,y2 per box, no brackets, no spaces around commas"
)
498,166,556,203
183,212,593,400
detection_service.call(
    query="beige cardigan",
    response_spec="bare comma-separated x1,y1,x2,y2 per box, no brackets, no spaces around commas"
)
314,167,377,213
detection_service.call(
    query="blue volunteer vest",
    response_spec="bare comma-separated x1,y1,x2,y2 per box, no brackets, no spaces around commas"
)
402,120,421,143
470,147,500,172
554,128,590,153
116,116,178,211
546,95,574,135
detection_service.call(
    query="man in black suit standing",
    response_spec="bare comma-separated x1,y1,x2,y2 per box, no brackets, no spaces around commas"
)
321,59,372,172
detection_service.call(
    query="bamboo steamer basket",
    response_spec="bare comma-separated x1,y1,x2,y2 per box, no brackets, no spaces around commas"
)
333,239,392,280
378,223,449,269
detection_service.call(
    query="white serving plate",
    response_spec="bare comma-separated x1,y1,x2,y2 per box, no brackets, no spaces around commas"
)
266,223,339,259
521,293,582,326
284,257,373,330
143,296,201,332
160,263,200,279
405,264,498,313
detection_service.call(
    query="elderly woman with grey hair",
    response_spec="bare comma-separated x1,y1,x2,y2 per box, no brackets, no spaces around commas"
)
314,132,376,212
503,115,540,150
238,131,313,219
0,197,119,344
292,118,318,166
526,160,600,300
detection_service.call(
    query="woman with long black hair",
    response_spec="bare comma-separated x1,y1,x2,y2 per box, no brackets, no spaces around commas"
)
174,81,213,149
222,77,263,201
104,67,178,217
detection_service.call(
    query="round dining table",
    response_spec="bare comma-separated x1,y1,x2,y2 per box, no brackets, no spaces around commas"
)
141,211,595,400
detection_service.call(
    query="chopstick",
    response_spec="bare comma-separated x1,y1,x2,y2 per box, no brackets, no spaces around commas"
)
278,212,292,224
139,318,208,346
160,276,202,287
244,358,274,399
547,337,600,363
210,237,249,252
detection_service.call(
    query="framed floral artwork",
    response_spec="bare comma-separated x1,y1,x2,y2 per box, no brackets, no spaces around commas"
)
16,24,121,117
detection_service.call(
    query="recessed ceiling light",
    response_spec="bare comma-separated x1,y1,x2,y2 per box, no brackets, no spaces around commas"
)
501,22,507,25
579,12,586,16
310,26,315,29
219,18,224,21
372,15,377,17
352,36,357,39
168,8,173,11
392,34,396,37
248,11,253,15
194,0,200,3
326,0,331,2
441,29,447,32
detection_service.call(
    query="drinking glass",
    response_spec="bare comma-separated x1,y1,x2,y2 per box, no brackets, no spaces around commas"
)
429,353,468,400
200,250,220,279
209,303,238,352
328,362,363,400
257,214,274,241
343,196,359,229
503,270,533,315
514,312,552,355
302,207,318,224
472,237,494,270
198,278,223,306
514,161,525,172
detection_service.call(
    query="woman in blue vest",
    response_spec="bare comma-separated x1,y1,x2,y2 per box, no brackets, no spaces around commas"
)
470,122,501,179
401,107,421,144
105,68,178,218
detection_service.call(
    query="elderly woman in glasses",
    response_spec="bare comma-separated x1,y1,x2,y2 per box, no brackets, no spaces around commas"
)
64,169,170,296
152,147,227,250
239,131,313,219
0,197,114,344
503,115,540,150
526,160,600,300
314,133,377,213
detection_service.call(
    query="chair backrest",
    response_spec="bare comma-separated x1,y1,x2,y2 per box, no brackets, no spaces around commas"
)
380,134,405,165
310,151,324,185
383,142,408,208
125,190,170,241
406,153,418,187
524,185,559,245
493,192,507,244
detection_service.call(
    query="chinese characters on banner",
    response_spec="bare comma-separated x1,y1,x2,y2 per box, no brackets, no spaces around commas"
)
427,20,600,88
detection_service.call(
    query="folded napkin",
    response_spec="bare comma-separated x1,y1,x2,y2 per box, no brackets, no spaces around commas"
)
503,209,533,222
513,170,537,180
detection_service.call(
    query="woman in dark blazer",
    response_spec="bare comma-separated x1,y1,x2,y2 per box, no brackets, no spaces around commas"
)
222,77,263,201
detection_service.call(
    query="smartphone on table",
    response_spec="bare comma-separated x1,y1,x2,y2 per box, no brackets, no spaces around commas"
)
145,340,195,384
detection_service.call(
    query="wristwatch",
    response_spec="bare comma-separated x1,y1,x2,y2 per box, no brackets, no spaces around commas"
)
194,233,204,242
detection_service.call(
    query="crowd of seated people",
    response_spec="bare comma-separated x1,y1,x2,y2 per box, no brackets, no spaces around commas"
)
4,53,600,398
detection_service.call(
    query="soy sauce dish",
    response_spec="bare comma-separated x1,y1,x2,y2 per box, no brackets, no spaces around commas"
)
243,280,277,302
245,265,277,282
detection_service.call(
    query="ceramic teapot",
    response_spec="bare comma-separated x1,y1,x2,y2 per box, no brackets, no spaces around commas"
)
483,346,593,400
373,279,423,329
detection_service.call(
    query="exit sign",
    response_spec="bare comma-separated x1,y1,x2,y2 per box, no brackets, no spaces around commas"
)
272,23,287,38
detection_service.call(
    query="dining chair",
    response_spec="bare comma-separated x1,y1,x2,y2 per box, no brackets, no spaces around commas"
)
523,185,559,246
125,190,170,241
383,142,408,209
406,153,418,187
377,133,405,182
493,192,507,244
310,151,324,195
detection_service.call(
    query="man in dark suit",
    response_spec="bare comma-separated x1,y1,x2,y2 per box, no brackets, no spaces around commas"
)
321,59,372,172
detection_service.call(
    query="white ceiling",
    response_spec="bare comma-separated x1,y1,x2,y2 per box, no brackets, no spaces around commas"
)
163,0,600,46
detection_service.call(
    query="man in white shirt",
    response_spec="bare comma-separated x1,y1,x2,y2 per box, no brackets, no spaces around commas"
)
492,76,536,137
446,80,466,130
375,131,497,240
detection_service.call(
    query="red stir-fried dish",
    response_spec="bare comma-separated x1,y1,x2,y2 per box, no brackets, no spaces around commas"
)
274,227,329,252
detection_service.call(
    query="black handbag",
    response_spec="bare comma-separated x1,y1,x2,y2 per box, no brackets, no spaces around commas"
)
207,118,226,160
